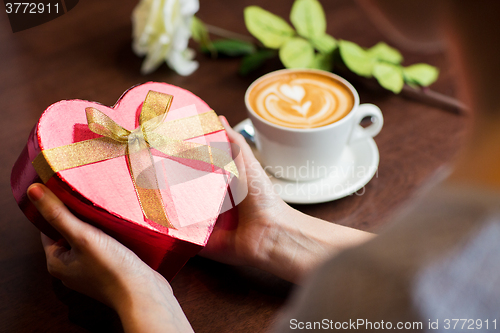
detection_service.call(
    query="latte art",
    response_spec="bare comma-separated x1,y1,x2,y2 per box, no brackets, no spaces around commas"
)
248,72,354,129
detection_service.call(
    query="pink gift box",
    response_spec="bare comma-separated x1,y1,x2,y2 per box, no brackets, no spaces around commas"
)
11,82,236,280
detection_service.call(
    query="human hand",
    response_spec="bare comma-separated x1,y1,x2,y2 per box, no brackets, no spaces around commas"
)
199,117,293,268
27,184,193,332
200,117,374,284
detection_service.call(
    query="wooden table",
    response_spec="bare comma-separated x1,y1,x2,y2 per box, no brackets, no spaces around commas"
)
0,0,469,332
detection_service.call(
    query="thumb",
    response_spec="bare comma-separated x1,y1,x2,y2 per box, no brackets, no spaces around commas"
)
219,116,260,166
27,184,89,246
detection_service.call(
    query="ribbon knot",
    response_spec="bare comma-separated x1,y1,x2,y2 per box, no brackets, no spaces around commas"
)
33,91,238,229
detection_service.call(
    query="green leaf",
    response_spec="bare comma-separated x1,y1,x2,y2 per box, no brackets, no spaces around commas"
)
239,49,276,76
290,0,326,39
403,63,439,86
368,42,403,64
339,40,375,77
373,62,404,93
310,34,337,54
191,16,215,56
202,39,256,57
310,52,333,71
244,6,295,49
279,37,315,69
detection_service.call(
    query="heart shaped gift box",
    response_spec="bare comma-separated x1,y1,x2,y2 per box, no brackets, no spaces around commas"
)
11,82,237,281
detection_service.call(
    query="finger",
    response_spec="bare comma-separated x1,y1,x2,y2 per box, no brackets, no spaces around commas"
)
41,232,68,258
218,116,275,193
41,232,70,279
41,232,69,250
41,232,56,248
28,184,90,245
219,116,247,147
219,116,259,164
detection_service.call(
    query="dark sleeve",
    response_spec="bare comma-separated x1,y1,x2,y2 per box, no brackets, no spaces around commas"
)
272,245,421,332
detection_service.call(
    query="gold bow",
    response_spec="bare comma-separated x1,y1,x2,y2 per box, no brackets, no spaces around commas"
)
33,91,238,228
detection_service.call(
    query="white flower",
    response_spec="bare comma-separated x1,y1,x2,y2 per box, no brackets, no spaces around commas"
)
132,0,200,76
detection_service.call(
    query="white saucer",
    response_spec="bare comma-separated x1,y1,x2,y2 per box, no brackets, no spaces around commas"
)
233,119,380,204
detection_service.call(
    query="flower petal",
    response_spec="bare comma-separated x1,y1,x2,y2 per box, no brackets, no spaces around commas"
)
167,49,199,76
180,0,199,16
141,42,169,74
132,0,199,75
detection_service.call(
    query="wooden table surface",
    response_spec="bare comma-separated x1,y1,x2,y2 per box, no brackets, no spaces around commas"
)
0,0,469,332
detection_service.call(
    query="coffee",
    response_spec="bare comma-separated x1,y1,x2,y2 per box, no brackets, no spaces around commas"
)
247,71,354,129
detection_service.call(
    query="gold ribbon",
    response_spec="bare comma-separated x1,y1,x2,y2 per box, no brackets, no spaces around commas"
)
33,91,238,228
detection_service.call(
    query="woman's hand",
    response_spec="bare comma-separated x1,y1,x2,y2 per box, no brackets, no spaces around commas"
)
28,184,193,333
200,117,374,284
199,117,292,268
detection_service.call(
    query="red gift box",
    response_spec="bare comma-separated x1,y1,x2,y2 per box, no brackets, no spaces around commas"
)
11,82,237,281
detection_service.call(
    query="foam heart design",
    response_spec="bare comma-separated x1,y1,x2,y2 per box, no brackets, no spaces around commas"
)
291,101,312,116
11,82,233,280
279,84,306,103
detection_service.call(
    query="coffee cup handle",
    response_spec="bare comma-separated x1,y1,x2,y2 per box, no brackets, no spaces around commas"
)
238,120,256,145
348,103,384,144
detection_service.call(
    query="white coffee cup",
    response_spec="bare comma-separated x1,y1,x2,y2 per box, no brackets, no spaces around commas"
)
244,69,383,182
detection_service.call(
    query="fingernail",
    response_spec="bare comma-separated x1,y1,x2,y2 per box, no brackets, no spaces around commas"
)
27,184,44,202
219,116,230,127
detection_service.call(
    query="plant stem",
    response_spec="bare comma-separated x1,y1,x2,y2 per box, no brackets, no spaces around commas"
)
401,85,469,115
205,24,255,43
336,66,468,115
